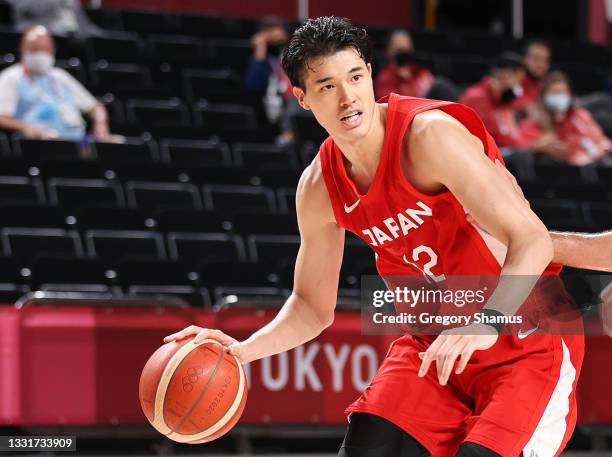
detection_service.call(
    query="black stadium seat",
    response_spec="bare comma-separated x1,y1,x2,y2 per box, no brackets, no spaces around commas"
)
92,139,158,165
126,181,202,212
0,204,68,229
1,228,83,264
233,143,299,171
89,32,145,62
47,178,124,210
126,99,191,127
91,62,152,92
0,176,45,204
195,102,257,130
182,69,241,101
186,166,259,186
30,256,111,289
246,234,300,267
154,209,231,233
202,185,276,213
85,230,167,264
199,261,280,289
167,232,246,267
160,139,232,167
73,207,153,231
232,211,298,235
13,138,81,161
116,258,195,288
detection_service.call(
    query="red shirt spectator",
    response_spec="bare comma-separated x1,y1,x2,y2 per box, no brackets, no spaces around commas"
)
514,41,551,109
375,63,433,98
460,76,526,148
519,71,611,165
520,107,611,165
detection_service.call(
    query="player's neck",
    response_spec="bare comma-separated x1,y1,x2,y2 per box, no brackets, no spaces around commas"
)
335,103,387,183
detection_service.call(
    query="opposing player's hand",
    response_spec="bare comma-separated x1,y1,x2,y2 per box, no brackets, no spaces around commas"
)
163,325,245,363
417,323,498,385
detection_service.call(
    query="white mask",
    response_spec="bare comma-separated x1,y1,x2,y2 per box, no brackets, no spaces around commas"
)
23,51,55,74
544,93,571,113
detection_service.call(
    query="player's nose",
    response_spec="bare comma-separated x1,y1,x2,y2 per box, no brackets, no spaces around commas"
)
337,82,357,108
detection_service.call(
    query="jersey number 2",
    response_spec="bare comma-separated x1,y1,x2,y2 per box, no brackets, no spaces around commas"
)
402,245,446,283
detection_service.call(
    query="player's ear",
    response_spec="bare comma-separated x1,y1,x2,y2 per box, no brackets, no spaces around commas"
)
293,86,310,110
367,63,372,75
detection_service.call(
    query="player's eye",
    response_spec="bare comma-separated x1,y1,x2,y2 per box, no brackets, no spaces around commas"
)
321,84,334,92
352,74,362,82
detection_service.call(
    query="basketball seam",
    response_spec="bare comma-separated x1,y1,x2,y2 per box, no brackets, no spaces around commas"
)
164,344,226,438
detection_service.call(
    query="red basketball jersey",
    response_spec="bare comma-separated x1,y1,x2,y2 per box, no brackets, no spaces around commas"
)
319,93,558,279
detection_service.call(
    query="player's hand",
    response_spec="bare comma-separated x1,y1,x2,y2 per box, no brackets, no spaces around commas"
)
163,325,246,363
417,323,498,385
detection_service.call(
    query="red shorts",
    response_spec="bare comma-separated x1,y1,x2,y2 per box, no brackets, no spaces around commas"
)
345,333,584,457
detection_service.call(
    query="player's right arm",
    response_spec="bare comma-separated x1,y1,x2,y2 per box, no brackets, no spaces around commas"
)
163,157,345,364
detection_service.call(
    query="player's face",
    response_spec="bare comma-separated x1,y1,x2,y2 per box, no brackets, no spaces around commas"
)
293,49,375,144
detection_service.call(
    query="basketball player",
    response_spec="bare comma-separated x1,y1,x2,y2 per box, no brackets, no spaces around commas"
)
165,17,611,456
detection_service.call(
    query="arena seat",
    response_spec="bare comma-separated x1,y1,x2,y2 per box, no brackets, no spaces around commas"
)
89,32,145,62
30,256,113,291
2,227,83,263
531,199,582,229
246,234,300,268
233,142,299,171
47,178,124,210
116,257,196,288
38,159,104,180
106,162,183,182
0,204,68,229
194,101,257,130
160,138,232,166
202,184,276,212
92,138,158,164
91,61,152,92
276,187,297,213
84,229,167,263
185,165,260,186
167,232,247,267
0,176,45,204
13,138,81,161
232,211,298,235
126,98,191,127
154,208,231,233
125,181,202,212
73,206,153,231
182,68,241,101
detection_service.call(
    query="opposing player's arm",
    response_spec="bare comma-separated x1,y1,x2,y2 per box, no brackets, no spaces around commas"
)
164,158,345,364
410,110,554,384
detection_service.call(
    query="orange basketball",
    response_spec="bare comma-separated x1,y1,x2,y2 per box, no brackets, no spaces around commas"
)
139,338,248,443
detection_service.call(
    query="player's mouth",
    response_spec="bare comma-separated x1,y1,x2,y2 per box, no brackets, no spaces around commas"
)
340,111,362,128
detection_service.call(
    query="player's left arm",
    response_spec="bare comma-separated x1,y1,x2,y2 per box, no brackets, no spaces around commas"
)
409,109,554,385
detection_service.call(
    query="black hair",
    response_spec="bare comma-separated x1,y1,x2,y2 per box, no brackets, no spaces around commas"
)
492,51,524,72
281,16,373,89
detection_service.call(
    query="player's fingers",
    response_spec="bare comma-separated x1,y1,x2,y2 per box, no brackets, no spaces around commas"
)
439,341,467,385
455,345,477,374
418,335,445,377
435,337,459,383
227,342,244,363
163,325,201,342
193,328,236,345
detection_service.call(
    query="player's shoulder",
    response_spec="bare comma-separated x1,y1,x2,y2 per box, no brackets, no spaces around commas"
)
408,108,467,142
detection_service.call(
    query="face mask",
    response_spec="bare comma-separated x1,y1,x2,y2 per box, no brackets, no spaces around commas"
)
394,50,413,67
23,51,55,74
544,93,571,113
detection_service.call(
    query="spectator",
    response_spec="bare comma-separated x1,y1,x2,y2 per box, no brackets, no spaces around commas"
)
459,52,527,147
516,39,551,107
520,71,611,165
374,29,433,99
7,0,104,39
244,17,291,125
0,26,110,142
